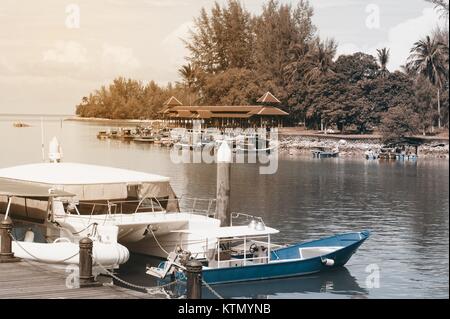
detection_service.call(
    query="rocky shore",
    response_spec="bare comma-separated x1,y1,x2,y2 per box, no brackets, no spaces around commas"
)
279,134,449,159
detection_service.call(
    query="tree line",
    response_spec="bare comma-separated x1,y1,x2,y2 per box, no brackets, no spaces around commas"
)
76,0,449,140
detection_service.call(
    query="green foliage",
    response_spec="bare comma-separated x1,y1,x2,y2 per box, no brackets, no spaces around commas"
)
380,104,420,142
201,68,261,106
75,77,188,119
185,0,254,73
75,0,449,139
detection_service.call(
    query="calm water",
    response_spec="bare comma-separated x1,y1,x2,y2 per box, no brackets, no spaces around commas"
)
0,115,448,299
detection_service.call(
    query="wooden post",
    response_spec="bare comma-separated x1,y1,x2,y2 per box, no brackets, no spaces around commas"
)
79,237,100,287
0,218,20,263
216,141,231,226
186,259,203,299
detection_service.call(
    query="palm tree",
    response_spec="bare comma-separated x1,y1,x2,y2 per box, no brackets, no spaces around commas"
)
377,48,390,78
407,35,448,129
178,63,198,105
305,38,337,83
426,0,449,19
283,42,311,82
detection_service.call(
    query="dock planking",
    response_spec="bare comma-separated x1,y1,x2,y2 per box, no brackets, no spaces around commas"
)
0,260,164,299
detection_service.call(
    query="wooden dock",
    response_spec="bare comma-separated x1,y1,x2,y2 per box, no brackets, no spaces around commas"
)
0,260,164,299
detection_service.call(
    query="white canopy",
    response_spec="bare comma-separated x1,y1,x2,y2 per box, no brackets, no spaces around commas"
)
0,163,177,206
0,163,169,185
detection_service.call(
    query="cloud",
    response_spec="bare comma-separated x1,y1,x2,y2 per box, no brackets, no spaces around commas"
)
42,41,88,65
144,0,190,7
0,56,15,74
101,44,140,68
337,7,442,70
162,21,193,67
314,0,361,9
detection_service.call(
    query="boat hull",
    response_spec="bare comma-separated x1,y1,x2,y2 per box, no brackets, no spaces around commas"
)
201,231,369,285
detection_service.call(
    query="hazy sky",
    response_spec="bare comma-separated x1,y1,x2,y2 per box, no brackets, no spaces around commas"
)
0,0,444,115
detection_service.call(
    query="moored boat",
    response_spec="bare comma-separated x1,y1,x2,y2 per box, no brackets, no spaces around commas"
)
311,147,339,158
148,228,370,285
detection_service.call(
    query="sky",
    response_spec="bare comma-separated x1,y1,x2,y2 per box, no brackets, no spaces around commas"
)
0,0,445,115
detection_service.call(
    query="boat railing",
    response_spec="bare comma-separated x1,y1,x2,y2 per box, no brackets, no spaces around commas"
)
230,212,265,227
177,196,217,218
213,235,271,268
61,196,216,223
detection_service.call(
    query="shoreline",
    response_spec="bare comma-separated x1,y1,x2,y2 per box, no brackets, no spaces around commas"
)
67,117,449,159
64,116,160,125
278,134,449,159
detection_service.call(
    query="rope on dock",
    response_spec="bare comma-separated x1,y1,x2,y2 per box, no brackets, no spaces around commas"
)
201,278,224,299
9,231,79,264
71,222,98,235
92,255,181,297
147,226,170,256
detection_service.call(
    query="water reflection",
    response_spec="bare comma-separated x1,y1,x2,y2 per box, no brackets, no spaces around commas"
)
116,253,367,299
0,116,448,298
197,267,367,299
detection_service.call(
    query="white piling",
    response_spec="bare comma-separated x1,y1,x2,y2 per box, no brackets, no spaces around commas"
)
216,141,232,226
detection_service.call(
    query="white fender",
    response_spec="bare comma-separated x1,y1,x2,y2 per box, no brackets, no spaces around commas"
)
321,258,335,266
12,240,129,266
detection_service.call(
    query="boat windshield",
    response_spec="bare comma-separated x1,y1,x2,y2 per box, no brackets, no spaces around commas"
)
67,197,169,215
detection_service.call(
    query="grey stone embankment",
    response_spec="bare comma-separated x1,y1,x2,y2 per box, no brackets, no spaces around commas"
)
278,134,449,159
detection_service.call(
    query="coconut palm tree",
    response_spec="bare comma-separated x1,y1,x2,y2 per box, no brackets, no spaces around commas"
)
305,38,337,83
426,0,449,19
377,48,390,78
407,35,448,129
178,63,198,106
283,42,311,83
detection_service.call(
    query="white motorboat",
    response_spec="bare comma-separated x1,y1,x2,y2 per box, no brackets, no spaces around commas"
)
0,161,222,264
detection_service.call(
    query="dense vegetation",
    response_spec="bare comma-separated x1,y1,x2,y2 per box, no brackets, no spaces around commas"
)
76,0,449,140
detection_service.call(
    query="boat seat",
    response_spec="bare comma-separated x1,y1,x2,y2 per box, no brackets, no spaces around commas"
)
299,247,342,260
214,251,232,261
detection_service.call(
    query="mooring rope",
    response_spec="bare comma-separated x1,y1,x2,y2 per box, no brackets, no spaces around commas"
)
147,226,170,256
92,255,180,297
71,222,98,235
201,278,224,299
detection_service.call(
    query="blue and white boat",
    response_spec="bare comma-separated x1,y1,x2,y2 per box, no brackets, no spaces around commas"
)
147,215,370,285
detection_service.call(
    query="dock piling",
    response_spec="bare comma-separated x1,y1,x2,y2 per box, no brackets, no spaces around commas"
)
216,141,232,226
79,237,100,287
0,218,20,263
186,259,203,299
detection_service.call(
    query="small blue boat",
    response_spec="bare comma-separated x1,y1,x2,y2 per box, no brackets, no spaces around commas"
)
311,148,339,158
148,226,370,285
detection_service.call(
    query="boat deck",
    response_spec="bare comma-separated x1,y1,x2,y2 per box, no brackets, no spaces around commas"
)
0,260,161,299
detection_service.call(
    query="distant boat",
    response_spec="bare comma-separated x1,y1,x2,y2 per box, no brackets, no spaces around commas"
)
13,121,31,128
97,131,108,139
133,136,155,143
396,153,418,161
311,147,339,158
119,129,134,140
364,150,379,160
108,130,119,139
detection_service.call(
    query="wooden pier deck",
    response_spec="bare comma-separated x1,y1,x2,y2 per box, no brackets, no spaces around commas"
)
0,260,163,299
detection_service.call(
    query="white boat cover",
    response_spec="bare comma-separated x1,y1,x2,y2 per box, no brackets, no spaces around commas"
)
0,163,179,218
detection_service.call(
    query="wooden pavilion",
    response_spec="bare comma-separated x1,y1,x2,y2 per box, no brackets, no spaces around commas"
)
159,92,289,128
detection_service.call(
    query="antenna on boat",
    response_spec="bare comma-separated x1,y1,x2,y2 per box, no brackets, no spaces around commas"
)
40,117,45,162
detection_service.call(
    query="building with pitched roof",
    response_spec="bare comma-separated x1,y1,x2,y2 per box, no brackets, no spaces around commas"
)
159,92,288,128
